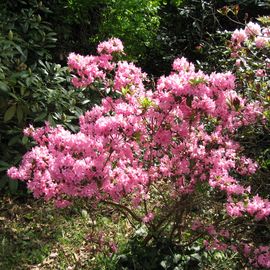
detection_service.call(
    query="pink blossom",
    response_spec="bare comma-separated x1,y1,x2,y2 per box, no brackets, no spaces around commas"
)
172,57,195,72
55,199,72,208
231,29,248,44
263,27,270,37
235,59,241,67
245,22,261,36
109,242,118,253
142,212,154,223
255,36,269,48
97,38,124,55
191,220,202,231
255,69,265,77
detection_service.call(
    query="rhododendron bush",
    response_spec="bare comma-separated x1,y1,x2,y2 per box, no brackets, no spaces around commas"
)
8,38,270,268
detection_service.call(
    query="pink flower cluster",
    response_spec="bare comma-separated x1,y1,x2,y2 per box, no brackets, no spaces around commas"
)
231,22,269,49
231,22,270,64
97,37,124,55
192,222,235,253
9,40,266,212
142,212,155,223
67,53,113,88
192,220,270,268
227,195,270,220
67,38,147,95
114,61,147,92
244,244,270,268
68,38,124,88
230,21,270,88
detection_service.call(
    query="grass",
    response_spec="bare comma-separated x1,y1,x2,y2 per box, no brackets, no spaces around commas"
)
0,195,130,270
0,194,250,270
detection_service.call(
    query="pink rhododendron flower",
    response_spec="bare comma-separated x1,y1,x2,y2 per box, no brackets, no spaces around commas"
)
255,69,265,77
231,29,248,44
255,36,268,48
55,199,72,208
172,57,195,72
235,59,241,67
245,22,261,36
97,38,124,55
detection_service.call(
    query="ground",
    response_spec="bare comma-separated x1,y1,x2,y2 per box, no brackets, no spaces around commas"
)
0,195,130,270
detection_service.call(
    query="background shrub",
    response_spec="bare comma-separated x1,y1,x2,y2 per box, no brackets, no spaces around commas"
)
0,0,100,193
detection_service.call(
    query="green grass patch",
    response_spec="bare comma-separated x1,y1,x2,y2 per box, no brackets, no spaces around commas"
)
0,196,129,270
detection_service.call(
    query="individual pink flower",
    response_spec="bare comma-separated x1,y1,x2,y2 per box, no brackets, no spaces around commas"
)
142,212,154,223
262,27,270,37
235,59,241,67
191,220,202,231
255,36,268,48
97,38,124,55
245,22,261,36
109,242,118,253
231,29,248,44
255,69,265,77
172,57,195,72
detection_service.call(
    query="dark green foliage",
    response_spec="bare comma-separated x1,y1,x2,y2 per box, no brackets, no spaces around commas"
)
44,0,105,61
0,0,100,193
112,226,240,270
116,240,202,270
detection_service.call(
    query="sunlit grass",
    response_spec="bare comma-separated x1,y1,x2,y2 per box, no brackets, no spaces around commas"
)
0,196,129,270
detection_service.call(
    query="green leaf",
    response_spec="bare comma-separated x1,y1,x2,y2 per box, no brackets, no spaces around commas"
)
81,209,89,219
48,114,56,126
173,254,182,264
8,92,19,100
81,99,91,105
160,260,171,269
16,104,24,123
26,77,32,87
189,77,207,86
190,253,201,261
140,97,153,110
0,81,10,94
0,176,8,190
20,86,26,96
22,136,29,145
8,30,13,40
14,44,26,57
133,131,141,143
4,104,16,122
8,135,21,146
34,111,47,122
0,161,10,172
9,179,18,193
65,123,77,132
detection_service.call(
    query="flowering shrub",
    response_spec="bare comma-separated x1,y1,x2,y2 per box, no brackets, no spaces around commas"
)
8,38,270,268
227,19,270,204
